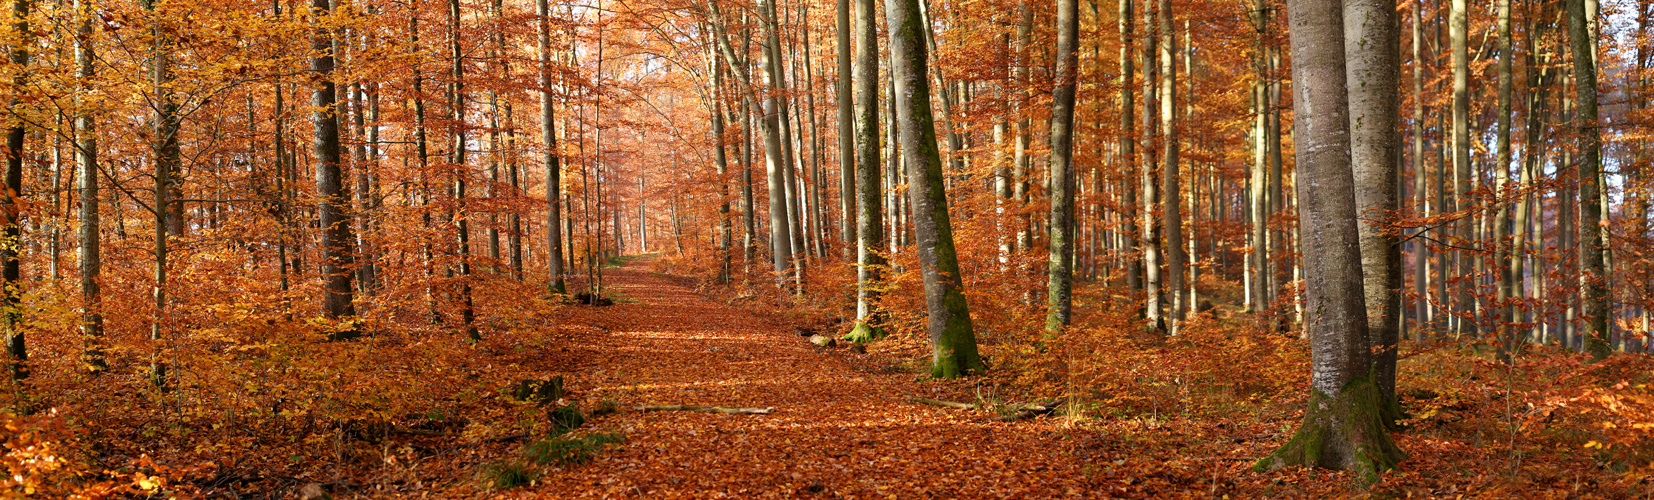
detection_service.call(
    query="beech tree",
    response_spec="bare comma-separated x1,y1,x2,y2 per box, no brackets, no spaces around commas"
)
312,0,357,338
1255,0,1405,479
884,0,980,378
1045,0,1078,330
2,0,26,382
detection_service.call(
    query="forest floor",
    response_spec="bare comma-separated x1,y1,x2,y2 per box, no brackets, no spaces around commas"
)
437,256,1644,499
16,256,1654,498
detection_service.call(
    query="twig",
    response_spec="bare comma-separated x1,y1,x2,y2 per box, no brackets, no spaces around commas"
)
634,404,773,414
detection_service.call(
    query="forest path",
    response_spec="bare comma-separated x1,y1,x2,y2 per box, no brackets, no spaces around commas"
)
522,256,1106,499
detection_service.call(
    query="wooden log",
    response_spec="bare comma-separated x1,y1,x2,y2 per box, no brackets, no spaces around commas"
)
634,405,773,414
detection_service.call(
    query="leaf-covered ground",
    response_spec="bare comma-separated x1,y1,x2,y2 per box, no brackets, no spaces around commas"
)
11,256,1654,498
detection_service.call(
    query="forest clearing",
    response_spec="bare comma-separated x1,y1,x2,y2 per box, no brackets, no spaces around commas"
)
2,0,1654,496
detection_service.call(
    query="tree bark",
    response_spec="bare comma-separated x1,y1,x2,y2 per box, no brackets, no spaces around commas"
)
75,0,105,373
1257,0,1403,479
846,0,885,342
1345,0,1401,400
2,0,26,382
836,0,855,246
1450,0,1472,338
539,0,566,294
1046,0,1079,330
1160,0,1183,328
1568,0,1609,359
312,0,358,337
885,0,981,378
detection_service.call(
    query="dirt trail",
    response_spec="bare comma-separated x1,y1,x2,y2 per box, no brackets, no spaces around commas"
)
523,259,1111,499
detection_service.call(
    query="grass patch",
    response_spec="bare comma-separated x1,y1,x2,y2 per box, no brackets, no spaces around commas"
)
479,460,534,490
523,432,628,466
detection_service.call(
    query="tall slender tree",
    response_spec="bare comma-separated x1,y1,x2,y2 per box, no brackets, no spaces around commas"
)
540,0,566,294
846,0,885,342
1046,0,1079,330
1345,0,1402,400
1568,0,1609,359
75,0,105,372
312,0,358,338
2,0,27,382
836,0,855,245
885,0,980,378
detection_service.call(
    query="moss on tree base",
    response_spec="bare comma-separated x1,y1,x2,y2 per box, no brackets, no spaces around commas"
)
1254,376,1405,485
842,321,886,343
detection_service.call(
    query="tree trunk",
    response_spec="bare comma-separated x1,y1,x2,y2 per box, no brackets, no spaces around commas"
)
1046,0,1078,330
1568,0,1609,359
76,0,105,373
1345,0,1401,400
1256,0,1404,478
1160,0,1183,328
1450,0,1473,338
539,0,566,294
2,0,27,382
312,0,358,337
885,0,981,378
836,0,855,246
1142,0,1162,331
846,0,885,342
1494,0,1517,359
145,0,180,387
1120,0,1141,295
450,0,478,339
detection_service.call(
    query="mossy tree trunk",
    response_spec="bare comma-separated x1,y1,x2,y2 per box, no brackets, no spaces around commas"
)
1568,0,1609,360
1257,0,1404,481
1046,0,1079,331
884,0,980,378
845,0,885,343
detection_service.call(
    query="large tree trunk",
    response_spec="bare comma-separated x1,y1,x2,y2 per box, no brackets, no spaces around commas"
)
75,0,105,373
448,0,478,340
885,0,981,378
1569,0,1610,359
312,0,358,337
1410,0,1427,339
1256,0,1404,480
1345,0,1401,401
1047,0,1078,330
846,0,885,342
2,0,27,382
707,0,794,295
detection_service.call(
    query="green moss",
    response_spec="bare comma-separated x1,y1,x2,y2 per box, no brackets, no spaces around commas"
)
523,432,627,466
842,321,886,343
1254,376,1405,485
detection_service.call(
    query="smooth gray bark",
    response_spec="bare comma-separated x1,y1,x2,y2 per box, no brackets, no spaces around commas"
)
1345,0,1401,398
1257,0,1403,479
1046,0,1079,330
885,0,980,378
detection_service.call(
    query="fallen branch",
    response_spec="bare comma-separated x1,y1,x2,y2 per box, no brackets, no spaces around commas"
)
994,398,1070,422
912,397,978,409
634,405,773,414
